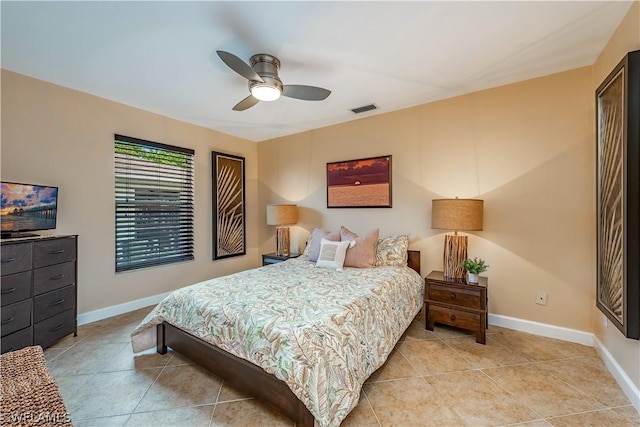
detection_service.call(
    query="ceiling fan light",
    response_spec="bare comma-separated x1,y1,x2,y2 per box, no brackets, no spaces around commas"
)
251,83,281,101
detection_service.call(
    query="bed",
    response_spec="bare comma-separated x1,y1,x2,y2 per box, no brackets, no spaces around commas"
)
131,249,422,427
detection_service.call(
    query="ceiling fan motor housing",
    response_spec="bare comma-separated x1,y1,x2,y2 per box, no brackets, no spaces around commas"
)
248,54,283,92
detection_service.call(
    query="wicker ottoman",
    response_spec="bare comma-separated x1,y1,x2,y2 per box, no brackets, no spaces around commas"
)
1,346,72,426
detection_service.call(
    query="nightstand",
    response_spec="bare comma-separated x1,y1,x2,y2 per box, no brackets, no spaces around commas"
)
424,270,488,344
261,253,300,266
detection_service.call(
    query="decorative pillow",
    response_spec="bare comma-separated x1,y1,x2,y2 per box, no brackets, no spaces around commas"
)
307,228,341,262
375,234,409,266
340,226,379,268
301,234,311,258
316,238,355,271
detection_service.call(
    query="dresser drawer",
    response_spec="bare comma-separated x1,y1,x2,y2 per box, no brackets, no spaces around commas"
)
1,299,32,337
34,237,76,268
1,271,32,306
1,327,32,354
428,304,482,332
34,285,75,322
428,283,483,310
34,309,75,349
33,261,76,296
0,243,32,276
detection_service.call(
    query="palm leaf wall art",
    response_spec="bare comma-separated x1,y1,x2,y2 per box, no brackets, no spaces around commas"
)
212,152,246,259
596,50,640,339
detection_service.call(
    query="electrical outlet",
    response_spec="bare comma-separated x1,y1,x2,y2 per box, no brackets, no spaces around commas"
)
536,291,547,306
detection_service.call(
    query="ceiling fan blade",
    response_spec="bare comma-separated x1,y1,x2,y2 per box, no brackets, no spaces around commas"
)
217,50,264,83
233,95,260,111
282,85,331,101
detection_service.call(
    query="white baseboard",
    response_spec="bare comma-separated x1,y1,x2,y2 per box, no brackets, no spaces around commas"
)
489,313,640,413
77,292,170,326
592,335,640,413
488,313,593,346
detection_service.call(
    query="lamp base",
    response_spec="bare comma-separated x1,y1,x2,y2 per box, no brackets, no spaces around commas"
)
443,234,467,279
275,226,290,257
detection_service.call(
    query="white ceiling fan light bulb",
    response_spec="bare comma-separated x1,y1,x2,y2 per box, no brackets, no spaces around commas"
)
251,84,281,101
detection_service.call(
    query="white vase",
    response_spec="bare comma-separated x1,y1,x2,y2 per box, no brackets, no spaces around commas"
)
467,272,479,284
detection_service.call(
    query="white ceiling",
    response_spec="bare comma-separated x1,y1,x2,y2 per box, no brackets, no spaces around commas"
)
1,1,633,142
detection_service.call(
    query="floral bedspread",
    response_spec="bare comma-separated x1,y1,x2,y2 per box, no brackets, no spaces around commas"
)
131,258,423,427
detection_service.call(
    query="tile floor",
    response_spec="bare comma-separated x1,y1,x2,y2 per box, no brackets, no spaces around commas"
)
42,306,639,427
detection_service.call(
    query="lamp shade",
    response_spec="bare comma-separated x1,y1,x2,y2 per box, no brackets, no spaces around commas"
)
431,199,483,231
266,204,298,225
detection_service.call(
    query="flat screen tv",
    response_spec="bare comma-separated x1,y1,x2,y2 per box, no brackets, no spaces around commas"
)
1,181,58,238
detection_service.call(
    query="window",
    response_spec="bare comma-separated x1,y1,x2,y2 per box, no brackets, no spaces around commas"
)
115,134,194,272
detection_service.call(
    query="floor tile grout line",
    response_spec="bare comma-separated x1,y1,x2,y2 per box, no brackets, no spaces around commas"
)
73,403,220,424
438,334,492,369
129,356,172,417
476,366,546,421
70,352,211,424
55,371,99,409
395,338,419,373
425,367,544,425
478,363,613,421
496,418,549,427
544,406,631,423
528,360,615,410
208,377,225,426
419,373,468,424
360,387,383,427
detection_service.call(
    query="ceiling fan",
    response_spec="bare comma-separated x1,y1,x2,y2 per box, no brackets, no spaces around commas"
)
217,50,331,111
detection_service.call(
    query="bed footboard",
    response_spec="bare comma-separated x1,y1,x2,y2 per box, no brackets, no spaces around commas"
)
156,322,315,427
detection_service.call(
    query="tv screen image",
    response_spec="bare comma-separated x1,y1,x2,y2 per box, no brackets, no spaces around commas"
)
1,182,58,236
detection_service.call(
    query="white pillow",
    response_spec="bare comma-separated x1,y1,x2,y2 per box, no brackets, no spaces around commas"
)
316,238,355,271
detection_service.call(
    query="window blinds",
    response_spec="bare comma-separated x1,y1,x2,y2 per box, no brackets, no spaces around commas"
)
114,134,194,272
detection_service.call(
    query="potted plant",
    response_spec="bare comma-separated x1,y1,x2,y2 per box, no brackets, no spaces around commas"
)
461,257,489,284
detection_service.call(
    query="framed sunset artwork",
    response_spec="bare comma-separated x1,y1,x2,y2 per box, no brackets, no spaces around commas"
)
326,155,392,208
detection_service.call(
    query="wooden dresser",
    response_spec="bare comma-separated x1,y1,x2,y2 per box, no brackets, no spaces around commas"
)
1,235,78,353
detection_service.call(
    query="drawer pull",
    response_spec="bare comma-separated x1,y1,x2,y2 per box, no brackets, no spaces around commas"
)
50,273,66,280
450,314,456,321
1,287,16,294
49,249,66,255
1,257,16,263
450,293,457,299
49,323,64,332
49,298,66,306
1,317,16,325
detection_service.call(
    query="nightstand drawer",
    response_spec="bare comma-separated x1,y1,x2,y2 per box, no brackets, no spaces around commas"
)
429,304,482,332
429,283,482,309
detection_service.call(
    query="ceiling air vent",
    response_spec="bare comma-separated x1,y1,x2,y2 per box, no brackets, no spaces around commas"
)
350,104,378,114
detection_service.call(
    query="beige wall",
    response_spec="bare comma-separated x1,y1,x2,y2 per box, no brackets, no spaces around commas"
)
1,70,260,314
259,66,595,333
592,1,640,391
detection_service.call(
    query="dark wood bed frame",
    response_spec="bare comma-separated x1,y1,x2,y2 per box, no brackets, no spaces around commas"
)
156,250,421,427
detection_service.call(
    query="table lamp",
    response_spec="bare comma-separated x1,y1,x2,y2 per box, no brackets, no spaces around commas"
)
431,198,483,279
266,204,298,257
